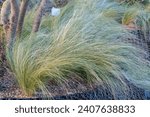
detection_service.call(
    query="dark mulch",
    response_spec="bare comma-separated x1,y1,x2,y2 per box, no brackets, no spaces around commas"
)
0,83,149,100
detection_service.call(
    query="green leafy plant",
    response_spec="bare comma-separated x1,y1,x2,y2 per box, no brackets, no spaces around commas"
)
6,0,150,97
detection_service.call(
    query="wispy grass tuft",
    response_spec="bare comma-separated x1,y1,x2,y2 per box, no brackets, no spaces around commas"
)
7,0,150,97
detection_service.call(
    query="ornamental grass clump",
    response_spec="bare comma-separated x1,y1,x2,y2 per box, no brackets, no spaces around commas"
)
7,0,150,97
